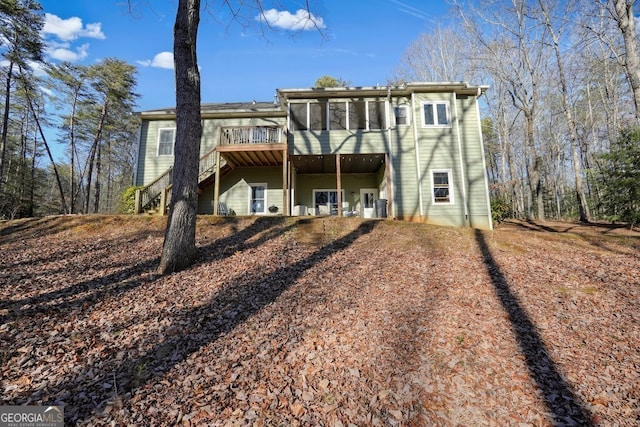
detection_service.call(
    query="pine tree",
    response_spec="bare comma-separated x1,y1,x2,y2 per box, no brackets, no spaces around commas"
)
596,127,640,228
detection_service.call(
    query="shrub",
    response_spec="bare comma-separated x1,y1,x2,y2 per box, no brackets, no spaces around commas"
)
491,197,512,224
119,186,144,214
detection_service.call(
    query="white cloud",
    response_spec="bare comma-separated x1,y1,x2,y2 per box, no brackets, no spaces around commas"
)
257,9,326,31
43,13,105,41
138,51,174,69
47,43,89,62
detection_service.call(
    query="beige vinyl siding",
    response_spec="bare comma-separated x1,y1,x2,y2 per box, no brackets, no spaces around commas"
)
136,116,286,186
215,167,285,216
289,130,390,155
413,92,467,227
135,120,176,186
136,85,491,228
388,105,419,220
457,95,492,229
295,173,379,214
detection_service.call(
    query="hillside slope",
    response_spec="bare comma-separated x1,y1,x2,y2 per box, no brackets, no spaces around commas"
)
1,215,639,426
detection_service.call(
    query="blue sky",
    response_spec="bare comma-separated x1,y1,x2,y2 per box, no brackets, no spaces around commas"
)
37,0,454,111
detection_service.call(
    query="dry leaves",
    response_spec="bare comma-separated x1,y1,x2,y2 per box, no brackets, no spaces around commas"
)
1,215,639,426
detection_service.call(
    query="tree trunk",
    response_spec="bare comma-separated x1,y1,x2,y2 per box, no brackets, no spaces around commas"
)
29,130,37,217
19,67,68,214
0,61,14,195
158,0,202,274
93,142,101,213
612,0,640,123
84,141,97,214
85,103,108,214
538,0,590,222
69,90,79,213
106,136,113,212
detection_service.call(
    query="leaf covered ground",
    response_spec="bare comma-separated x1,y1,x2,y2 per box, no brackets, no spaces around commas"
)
1,215,639,426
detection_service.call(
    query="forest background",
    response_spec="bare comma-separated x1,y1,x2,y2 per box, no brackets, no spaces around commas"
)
0,0,639,227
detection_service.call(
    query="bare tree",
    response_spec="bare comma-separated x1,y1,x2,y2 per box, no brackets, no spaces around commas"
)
157,0,324,274
394,26,472,82
610,0,640,123
455,0,550,220
536,0,590,222
158,0,202,274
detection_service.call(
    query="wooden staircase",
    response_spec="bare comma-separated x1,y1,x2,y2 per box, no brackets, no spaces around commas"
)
134,148,225,215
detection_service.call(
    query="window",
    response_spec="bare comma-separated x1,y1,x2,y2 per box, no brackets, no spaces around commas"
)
348,100,366,130
249,183,267,214
313,189,345,215
290,100,389,131
431,170,454,204
309,101,327,130
394,106,409,126
329,102,347,130
290,103,307,131
157,128,175,156
422,101,450,127
368,101,386,129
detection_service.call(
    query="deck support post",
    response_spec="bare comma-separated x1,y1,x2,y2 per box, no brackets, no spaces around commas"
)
134,189,141,215
282,148,288,216
213,150,221,216
159,188,167,216
336,154,342,217
385,152,392,219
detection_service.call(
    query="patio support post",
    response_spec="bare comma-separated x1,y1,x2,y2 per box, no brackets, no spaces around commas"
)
282,147,288,216
385,152,392,219
336,153,342,217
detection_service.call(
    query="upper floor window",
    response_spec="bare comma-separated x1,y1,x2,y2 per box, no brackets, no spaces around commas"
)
310,100,328,130
157,128,175,156
394,106,409,126
422,101,450,127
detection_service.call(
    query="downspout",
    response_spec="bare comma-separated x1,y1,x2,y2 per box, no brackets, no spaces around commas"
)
475,89,494,230
132,119,142,186
385,89,394,217
411,92,424,217
453,92,470,225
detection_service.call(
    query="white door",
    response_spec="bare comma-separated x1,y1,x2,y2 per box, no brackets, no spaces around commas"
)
360,188,376,218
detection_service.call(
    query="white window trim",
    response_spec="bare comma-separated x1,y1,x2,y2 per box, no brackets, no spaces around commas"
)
157,128,176,156
394,105,410,127
430,169,455,205
312,189,346,215
421,101,451,128
248,183,268,215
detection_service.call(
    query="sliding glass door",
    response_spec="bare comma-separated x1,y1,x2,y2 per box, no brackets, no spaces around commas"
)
313,189,344,215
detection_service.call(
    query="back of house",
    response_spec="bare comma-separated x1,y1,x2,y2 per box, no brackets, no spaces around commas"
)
133,82,493,230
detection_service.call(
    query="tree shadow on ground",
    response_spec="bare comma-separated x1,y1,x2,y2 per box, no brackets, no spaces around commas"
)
500,219,640,256
474,229,593,426
16,219,377,424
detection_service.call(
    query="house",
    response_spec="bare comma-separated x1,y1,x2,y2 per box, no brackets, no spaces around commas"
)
133,82,493,230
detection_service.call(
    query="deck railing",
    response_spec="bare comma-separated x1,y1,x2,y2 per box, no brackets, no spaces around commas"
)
135,147,218,214
220,126,283,145
136,167,172,213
